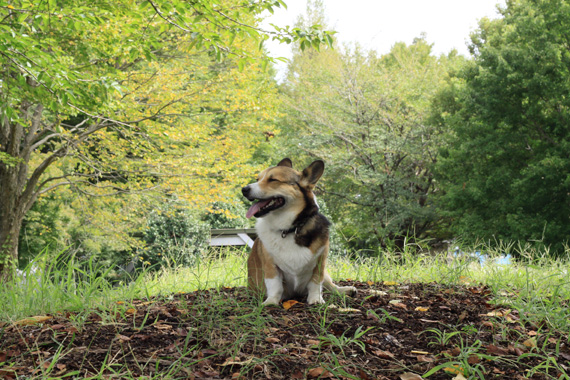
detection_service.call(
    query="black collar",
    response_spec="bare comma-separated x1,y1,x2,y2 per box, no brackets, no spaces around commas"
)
279,219,310,238
279,226,298,238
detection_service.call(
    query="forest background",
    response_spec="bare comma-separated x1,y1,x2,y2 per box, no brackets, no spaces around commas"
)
1,0,569,282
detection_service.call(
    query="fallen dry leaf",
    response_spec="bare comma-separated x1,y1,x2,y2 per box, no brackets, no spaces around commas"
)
449,347,462,356
410,350,429,355
385,334,403,347
291,369,304,379
523,337,537,348
338,307,361,313
307,367,333,379
367,280,374,286
399,372,425,380
419,318,440,323
221,356,253,367
383,281,399,286
416,355,434,363
492,367,506,374
153,323,172,330
505,315,517,323
265,337,280,344
358,368,373,380
414,307,429,312
115,334,131,342
452,373,467,380
514,347,525,356
373,349,395,359
281,316,293,326
444,365,464,375
282,300,300,310
369,289,388,296
485,309,511,317
13,316,52,326
468,355,481,365
486,344,509,356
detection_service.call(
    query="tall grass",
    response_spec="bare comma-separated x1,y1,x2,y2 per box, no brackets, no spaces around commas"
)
0,249,148,321
1,243,569,331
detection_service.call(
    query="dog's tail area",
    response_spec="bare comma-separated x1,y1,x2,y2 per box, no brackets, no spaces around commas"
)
323,272,357,296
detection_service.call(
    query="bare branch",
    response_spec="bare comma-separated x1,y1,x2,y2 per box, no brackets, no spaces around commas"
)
22,104,44,156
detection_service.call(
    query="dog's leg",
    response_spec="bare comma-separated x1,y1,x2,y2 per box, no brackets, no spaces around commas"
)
307,279,325,304
323,272,357,296
263,274,283,305
307,253,327,305
261,247,283,305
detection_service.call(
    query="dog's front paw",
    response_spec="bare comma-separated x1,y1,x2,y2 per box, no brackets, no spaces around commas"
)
307,294,325,305
262,297,280,306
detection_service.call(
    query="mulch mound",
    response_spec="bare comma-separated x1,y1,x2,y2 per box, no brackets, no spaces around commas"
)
1,281,568,379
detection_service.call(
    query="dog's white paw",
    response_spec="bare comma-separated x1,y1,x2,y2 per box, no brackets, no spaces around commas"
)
262,297,280,306
307,294,325,305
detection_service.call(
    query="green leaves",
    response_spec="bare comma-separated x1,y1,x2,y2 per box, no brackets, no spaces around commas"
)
146,0,335,64
434,0,570,254
280,28,455,248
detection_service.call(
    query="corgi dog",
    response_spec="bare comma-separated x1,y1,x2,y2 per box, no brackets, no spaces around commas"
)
242,158,356,305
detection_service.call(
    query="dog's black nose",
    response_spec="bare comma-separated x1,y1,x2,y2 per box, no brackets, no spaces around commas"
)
242,186,251,198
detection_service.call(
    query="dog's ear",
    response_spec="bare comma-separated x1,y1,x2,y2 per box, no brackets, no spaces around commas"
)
301,160,324,187
277,158,293,168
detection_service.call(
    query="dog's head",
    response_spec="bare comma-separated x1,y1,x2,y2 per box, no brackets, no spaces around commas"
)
242,158,324,219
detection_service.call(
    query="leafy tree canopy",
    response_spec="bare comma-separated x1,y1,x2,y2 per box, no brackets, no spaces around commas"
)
0,0,335,280
278,2,462,250
433,0,570,253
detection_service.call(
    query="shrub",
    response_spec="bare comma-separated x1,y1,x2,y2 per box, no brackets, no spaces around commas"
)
142,199,209,268
203,201,249,229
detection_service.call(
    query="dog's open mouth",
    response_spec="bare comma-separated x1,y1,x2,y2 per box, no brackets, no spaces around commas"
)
246,197,285,219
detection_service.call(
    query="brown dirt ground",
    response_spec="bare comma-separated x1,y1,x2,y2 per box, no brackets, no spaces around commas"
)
1,281,568,379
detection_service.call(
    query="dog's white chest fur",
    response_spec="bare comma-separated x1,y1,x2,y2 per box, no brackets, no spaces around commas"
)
256,217,323,297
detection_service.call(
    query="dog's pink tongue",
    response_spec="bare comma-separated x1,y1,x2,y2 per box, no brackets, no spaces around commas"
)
246,199,271,219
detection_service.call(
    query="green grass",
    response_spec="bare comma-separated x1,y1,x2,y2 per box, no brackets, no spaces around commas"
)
0,243,569,379
2,243,570,330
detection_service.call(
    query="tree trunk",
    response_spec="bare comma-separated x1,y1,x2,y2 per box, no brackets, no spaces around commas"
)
0,163,26,282
0,101,102,281
0,214,23,283
0,106,36,282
